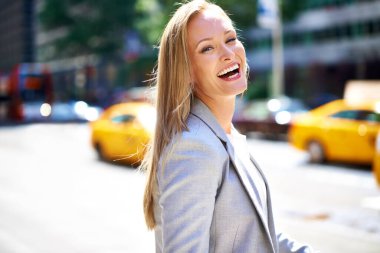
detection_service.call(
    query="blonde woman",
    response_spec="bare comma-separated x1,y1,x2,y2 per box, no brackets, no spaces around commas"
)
142,0,316,252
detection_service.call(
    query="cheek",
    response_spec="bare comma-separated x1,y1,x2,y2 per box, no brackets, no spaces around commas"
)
193,56,215,78
236,44,247,73
236,44,246,62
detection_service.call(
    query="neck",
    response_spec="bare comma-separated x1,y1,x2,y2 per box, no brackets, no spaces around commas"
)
198,95,235,134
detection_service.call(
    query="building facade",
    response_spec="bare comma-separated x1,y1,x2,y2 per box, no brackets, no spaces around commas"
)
247,0,380,107
0,0,35,72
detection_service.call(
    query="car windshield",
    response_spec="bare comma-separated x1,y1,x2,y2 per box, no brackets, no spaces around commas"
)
330,109,380,123
111,114,135,124
357,110,380,123
330,110,359,120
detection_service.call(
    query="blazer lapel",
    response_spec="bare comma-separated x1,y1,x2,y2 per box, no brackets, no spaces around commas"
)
191,99,275,252
225,142,275,252
226,142,268,223
250,154,278,251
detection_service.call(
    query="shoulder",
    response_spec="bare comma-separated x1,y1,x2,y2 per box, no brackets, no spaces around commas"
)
180,113,227,160
157,114,228,185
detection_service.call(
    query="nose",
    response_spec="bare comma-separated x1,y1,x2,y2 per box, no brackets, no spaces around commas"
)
220,45,234,61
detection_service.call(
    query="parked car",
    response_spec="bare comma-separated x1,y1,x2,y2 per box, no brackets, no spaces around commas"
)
374,129,380,186
289,99,380,164
50,101,102,122
90,102,155,165
233,97,309,138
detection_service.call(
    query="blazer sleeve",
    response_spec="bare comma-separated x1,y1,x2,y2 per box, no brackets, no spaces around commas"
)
156,134,226,253
277,233,318,253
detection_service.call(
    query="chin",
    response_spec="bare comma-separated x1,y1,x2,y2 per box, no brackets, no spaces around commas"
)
233,81,248,95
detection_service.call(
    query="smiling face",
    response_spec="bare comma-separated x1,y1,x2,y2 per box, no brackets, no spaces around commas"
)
187,7,247,104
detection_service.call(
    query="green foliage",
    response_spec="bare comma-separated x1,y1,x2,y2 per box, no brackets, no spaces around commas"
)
280,0,307,22
136,0,305,44
39,0,72,29
39,0,137,58
245,77,269,100
135,0,165,44
38,0,305,60
129,0,258,46
215,0,257,30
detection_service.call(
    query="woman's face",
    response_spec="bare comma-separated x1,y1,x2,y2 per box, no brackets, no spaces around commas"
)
187,8,247,102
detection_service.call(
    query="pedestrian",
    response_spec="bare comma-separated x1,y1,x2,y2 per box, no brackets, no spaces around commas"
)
142,0,317,252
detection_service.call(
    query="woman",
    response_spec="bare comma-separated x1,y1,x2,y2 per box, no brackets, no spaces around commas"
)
142,1,316,252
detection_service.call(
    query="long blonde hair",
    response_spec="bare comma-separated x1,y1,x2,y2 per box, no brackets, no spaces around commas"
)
141,0,232,230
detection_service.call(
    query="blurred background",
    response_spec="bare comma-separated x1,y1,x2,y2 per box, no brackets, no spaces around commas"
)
0,0,380,252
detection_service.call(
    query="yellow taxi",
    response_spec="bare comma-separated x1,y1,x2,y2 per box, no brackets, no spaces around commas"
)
90,102,156,165
373,129,380,186
289,99,380,164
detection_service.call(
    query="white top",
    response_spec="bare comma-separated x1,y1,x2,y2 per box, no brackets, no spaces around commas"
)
227,128,268,220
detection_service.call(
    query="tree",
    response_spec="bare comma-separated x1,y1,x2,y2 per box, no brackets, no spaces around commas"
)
38,0,306,60
280,0,307,22
135,0,307,45
39,0,137,59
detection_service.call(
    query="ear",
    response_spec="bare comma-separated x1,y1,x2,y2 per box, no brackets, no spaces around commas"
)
245,62,250,80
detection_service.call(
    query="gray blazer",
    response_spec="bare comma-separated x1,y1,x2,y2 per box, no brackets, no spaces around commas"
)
154,99,314,253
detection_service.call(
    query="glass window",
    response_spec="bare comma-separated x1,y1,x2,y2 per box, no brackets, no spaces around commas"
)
375,20,380,34
293,32,303,44
304,32,313,45
284,33,292,46
330,110,359,120
111,114,135,124
357,110,380,123
368,20,375,35
352,23,362,38
331,110,380,123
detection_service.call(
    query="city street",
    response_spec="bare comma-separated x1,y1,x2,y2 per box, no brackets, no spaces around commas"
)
0,123,379,253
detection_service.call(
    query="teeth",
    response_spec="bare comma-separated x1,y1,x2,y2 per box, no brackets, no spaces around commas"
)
217,63,239,77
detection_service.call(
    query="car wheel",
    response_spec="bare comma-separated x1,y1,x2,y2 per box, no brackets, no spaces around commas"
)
95,143,106,161
307,141,325,163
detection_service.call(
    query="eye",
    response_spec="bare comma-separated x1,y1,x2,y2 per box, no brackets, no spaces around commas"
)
226,37,237,44
201,46,213,53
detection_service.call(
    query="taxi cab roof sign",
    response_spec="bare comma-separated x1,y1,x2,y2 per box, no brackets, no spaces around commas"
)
344,80,380,104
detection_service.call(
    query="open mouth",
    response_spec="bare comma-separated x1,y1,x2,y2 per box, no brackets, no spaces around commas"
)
217,63,240,80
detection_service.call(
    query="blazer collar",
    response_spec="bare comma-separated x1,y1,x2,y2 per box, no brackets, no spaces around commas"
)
190,98,228,144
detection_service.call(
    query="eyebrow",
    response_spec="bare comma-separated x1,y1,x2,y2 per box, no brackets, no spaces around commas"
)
195,29,235,49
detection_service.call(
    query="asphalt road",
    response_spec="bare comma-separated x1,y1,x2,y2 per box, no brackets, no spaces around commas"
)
247,134,380,253
0,123,379,253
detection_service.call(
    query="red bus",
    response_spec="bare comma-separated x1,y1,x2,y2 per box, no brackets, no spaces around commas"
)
0,63,53,122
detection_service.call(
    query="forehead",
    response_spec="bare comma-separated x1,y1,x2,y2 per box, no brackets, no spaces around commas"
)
187,8,234,38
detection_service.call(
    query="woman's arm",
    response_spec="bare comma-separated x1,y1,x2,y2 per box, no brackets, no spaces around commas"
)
157,134,226,253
